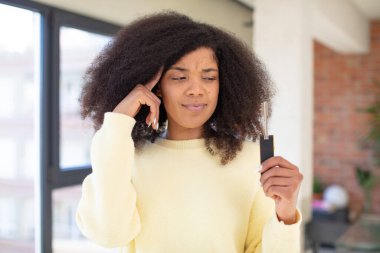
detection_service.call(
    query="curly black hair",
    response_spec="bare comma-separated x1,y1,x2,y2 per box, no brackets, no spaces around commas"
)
80,11,275,165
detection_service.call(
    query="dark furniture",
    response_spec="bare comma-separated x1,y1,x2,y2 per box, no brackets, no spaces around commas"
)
305,208,350,253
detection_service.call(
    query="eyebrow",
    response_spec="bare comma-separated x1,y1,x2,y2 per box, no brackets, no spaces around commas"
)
169,66,218,73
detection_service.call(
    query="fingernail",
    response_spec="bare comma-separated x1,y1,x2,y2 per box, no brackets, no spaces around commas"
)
155,122,159,130
153,117,156,126
147,121,152,127
258,164,263,172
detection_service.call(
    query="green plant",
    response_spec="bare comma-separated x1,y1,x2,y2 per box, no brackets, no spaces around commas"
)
362,79,380,167
313,177,324,194
356,80,380,213
356,167,376,190
355,167,377,213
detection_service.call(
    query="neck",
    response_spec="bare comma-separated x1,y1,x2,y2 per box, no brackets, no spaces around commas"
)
165,122,203,140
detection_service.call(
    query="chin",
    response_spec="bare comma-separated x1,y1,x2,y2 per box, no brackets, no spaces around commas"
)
180,119,208,129
170,114,211,130
167,107,216,131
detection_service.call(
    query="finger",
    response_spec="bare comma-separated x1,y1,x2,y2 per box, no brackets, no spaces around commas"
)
141,71,162,128
143,88,161,107
267,185,292,201
138,89,160,127
260,167,294,186
146,111,152,125
146,90,161,130
151,92,161,104
147,104,159,130
137,95,159,126
145,67,164,91
135,84,161,105
260,156,298,174
145,92,160,129
262,177,293,194
140,85,161,104
149,102,160,129
155,101,160,130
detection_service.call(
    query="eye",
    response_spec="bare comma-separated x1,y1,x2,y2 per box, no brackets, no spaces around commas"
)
171,76,186,81
202,77,217,81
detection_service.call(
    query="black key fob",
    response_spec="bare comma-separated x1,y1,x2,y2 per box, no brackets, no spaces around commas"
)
259,102,274,163
260,135,274,163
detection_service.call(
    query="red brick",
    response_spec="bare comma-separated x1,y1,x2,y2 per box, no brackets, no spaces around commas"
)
314,21,380,215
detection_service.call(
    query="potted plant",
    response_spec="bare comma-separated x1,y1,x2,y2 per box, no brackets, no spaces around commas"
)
363,80,380,167
313,176,324,200
355,167,377,213
356,79,380,213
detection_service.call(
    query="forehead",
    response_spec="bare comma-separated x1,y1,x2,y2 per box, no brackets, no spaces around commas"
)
173,47,218,68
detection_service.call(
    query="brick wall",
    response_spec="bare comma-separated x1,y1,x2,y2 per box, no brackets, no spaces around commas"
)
314,20,380,216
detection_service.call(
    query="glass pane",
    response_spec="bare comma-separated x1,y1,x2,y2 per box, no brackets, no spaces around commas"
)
59,27,112,169
52,186,117,253
0,3,40,253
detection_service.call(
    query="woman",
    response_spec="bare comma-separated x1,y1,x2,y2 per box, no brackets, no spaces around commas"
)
76,11,303,253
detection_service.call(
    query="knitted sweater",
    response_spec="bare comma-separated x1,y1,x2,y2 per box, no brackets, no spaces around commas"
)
76,112,302,253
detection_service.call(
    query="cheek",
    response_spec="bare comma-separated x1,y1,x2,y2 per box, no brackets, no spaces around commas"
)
161,86,179,111
210,84,220,105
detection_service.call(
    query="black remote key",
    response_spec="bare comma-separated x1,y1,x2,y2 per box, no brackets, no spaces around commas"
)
260,135,274,163
259,102,274,163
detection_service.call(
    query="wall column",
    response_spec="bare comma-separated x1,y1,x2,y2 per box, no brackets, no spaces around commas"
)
253,0,314,249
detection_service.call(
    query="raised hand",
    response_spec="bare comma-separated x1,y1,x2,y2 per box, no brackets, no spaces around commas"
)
259,156,303,224
113,67,163,129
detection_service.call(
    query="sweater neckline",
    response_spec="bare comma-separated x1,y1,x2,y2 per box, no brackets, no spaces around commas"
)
154,136,206,149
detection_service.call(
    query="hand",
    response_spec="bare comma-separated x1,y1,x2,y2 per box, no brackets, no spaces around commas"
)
259,156,303,224
113,67,163,129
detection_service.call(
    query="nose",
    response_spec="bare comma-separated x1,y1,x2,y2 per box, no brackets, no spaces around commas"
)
186,78,204,96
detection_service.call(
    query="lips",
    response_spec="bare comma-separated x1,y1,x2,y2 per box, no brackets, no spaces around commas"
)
182,103,207,112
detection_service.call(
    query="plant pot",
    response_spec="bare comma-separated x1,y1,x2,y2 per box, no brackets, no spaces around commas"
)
313,193,323,200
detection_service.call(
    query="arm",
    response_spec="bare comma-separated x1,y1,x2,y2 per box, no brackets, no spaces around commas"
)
244,186,302,253
76,112,141,248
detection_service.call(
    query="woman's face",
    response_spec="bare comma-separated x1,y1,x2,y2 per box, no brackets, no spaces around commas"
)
159,47,219,138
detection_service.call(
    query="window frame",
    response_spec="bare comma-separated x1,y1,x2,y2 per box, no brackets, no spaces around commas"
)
0,1,253,252
0,1,120,252
51,8,119,187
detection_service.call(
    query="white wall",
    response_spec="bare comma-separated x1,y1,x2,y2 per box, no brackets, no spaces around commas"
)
253,0,314,250
312,0,369,53
32,0,253,47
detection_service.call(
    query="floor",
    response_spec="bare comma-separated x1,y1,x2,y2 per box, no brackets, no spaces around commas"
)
318,248,336,253
305,246,337,253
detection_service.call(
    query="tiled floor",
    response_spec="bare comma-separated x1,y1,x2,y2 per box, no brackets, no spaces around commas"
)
305,246,336,253
318,248,336,253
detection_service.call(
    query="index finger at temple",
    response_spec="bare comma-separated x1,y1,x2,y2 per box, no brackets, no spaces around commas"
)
145,67,164,91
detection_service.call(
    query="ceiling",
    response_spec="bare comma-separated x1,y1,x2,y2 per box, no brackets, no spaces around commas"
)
351,0,380,19
238,0,380,19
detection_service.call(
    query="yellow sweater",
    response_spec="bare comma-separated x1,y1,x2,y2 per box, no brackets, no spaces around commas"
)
76,112,302,253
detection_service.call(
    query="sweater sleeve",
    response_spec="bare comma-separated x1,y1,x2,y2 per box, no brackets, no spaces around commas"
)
244,186,302,253
75,112,141,248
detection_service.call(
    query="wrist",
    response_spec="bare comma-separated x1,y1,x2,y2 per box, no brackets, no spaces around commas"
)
276,209,297,225
113,107,133,117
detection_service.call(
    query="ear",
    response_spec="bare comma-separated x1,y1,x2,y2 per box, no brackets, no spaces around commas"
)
155,86,162,97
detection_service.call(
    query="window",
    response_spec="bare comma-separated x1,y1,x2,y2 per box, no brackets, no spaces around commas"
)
0,1,120,252
52,186,117,253
59,27,111,169
0,3,41,252
54,26,113,253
